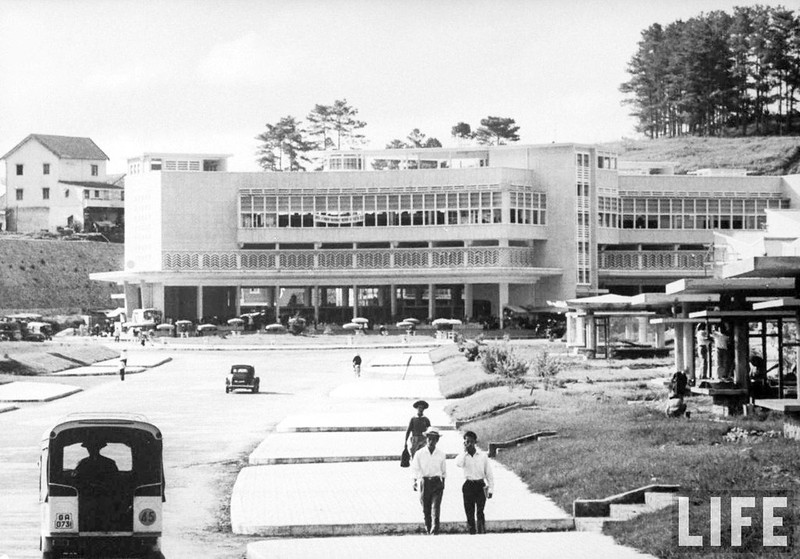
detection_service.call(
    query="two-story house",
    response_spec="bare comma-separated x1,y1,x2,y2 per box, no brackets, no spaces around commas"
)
1,134,125,238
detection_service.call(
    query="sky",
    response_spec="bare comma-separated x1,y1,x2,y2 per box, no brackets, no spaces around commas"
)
0,0,792,176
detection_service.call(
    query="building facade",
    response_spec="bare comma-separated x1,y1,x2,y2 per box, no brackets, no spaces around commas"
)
91,144,800,326
1,134,124,236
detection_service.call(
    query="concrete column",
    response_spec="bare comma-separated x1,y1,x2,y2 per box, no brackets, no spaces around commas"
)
353,284,359,320
304,287,312,307
681,305,694,379
428,283,435,320
342,286,349,308
235,285,241,317
390,284,397,319
637,317,648,345
313,285,320,323
674,323,685,374
498,282,509,329
576,315,586,346
464,284,473,320
196,285,203,322
586,313,596,354
733,320,749,389
274,285,281,323
655,322,665,348
566,313,576,345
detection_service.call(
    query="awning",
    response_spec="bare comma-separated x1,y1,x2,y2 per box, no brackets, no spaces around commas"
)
504,305,528,314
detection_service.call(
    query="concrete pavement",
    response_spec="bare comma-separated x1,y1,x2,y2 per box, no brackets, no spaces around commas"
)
0,381,81,402
246,532,657,559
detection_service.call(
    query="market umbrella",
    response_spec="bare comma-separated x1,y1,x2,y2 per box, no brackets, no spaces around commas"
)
342,322,362,330
396,321,414,328
227,318,244,325
197,324,218,331
448,319,463,325
431,318,451,326
403,318,420,324
175,320,193,326
156,323,175,330
351,317,370,324
265,323,286,332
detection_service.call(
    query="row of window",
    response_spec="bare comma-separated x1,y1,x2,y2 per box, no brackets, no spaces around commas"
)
240,190,547,229
575,153,618,170
13,188,121,201
619,197,787,230
15,163,98,176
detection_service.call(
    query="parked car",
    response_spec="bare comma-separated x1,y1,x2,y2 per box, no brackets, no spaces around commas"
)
225,364,260,394
0,321,22,341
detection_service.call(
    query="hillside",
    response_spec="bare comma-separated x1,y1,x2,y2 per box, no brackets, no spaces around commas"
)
603,136,800,175
0,236,123,314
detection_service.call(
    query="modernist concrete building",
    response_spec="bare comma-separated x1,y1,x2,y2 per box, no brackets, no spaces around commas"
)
1,134,124,235
91,144,800,327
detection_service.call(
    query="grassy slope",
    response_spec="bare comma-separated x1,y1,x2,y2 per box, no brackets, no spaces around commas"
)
603,136,800,175
0,237,123,313
437,346,800,559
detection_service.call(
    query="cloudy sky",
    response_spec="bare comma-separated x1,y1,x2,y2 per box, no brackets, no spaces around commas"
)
0,0,789,175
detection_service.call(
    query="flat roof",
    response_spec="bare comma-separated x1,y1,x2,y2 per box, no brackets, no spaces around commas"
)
722,256,800,279
666,277,797,295
689,309,798,319
630,293,720,307
752,298,800,310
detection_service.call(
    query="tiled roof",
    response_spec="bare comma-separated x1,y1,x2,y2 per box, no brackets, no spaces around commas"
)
59,180,123,190
1,134,109,161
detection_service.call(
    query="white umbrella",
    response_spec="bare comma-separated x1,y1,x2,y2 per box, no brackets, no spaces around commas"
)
227,318,244,325
396,321,413,328
351,317,370,324
265,323,286,331
156,323,175,330
197,324,218,331
175,319,193,326
448,319,463,325
342,323,363,330
431,318,451,326
404,318,421,324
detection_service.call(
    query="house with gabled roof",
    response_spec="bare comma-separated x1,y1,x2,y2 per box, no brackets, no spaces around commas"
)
1,134,124,239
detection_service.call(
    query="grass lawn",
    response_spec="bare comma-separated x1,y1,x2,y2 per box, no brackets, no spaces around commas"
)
436,344,800,558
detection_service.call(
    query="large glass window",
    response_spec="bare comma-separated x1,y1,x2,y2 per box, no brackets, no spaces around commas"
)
618,196,788,230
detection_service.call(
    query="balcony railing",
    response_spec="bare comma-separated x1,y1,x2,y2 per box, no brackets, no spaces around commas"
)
598,250,710,272
162,246,537,271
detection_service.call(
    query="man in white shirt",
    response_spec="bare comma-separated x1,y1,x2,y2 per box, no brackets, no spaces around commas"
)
455,430,494,534
411,428,447,535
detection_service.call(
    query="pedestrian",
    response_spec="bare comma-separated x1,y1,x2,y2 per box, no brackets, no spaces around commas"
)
405,400,431,458
411,428,446,535
119,349,127,381
455,430,494,534
352,353,362,377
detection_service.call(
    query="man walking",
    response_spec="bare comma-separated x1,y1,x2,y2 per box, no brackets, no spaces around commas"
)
119,349,127,381
455,430,494,534
352,353,362,377
411,428,446,534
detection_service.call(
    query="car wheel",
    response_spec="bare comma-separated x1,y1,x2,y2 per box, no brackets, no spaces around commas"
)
225,386,230,394
252,380,259,394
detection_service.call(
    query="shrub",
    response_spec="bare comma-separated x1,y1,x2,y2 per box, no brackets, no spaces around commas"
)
481,343,530,389
530,350,567,391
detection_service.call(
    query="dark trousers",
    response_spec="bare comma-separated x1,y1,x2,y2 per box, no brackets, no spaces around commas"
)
462,479,486,534
419,477,444,534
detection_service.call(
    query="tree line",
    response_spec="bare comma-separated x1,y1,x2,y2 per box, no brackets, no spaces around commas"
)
255,100,521,171
620,5,800,138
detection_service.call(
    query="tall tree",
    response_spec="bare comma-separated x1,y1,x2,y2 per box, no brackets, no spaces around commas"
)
306,104,336,150
474,116,520,145
329,99,367,149
451,122,474,142
406,128,442,148
255,116,314,172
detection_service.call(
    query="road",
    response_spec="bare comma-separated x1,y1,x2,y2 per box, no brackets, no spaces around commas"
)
0,345,364,558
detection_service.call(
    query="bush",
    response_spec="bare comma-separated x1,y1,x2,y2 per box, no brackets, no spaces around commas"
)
530,350,567,391
481,343,530,389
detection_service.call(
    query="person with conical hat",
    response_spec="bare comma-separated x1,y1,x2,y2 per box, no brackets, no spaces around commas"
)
405,400,431,458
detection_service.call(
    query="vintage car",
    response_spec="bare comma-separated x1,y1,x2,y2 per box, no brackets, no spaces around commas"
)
40,413,165,559
225,364,260,394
